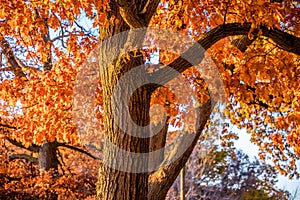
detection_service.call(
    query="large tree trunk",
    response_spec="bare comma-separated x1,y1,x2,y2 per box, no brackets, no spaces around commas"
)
96,2,152,199
97,53,151,199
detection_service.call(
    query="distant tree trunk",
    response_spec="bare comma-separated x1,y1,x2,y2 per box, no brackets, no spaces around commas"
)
38,141,58,199
38,141,58,171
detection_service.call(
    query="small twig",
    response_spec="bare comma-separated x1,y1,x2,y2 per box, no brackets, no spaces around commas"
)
223,0,230,25
52,12,67,48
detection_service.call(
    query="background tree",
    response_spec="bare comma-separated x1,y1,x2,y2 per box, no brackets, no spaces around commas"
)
167,130,291,200
186,148,290,200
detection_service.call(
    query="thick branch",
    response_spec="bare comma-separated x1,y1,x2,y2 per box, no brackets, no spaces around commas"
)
0,124,40,152
0,38,27,80
0,124,17,130
57,143,100,160
6,137,39,152
148,100,213,199
117,0,160,28
143,0,161,22
149,116,169,152
8,153,38,163
199,23,300,55
149,116,170,170
117,0,147,28
150,23,300,92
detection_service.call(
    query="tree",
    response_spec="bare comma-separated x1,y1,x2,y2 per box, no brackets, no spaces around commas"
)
168,149,291,200
186,148,290,200
0,0,300,200
167,131,290,200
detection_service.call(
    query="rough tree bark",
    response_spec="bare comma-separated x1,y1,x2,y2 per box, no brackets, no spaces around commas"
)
38,141,58,171
96,1,156,199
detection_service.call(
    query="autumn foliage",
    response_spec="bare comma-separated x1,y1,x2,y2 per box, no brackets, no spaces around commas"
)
0,0,300,199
